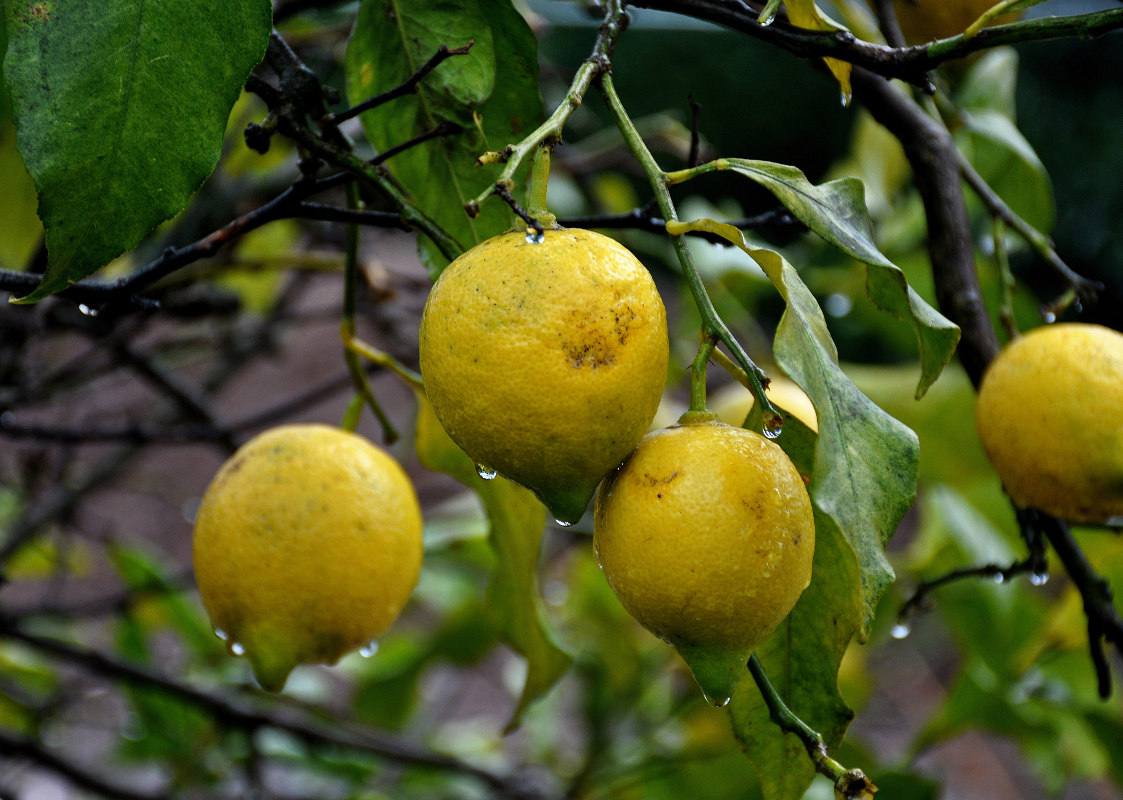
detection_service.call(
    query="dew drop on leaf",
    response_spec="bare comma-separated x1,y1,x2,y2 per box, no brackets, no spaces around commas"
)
228,641,246,657
992,572,1005,584
701,689,731,708
213,627,229,641
359,641,379,658
475,464,497,480
1030,570,1049,586
554,518,574,528
890,621,911,640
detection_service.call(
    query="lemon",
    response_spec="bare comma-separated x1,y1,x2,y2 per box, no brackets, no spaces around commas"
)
419,228,669,524
709,376,819,433
975,323,1123,524
892,0,1020,44
192,424,423,691
593,414,815,705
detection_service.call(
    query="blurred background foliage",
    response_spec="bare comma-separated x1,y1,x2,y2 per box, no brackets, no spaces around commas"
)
2,1,1123,799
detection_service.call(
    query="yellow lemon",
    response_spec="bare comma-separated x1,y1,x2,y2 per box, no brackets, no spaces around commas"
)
419,228,669,524
192,424,423,691
975,323,1123,524
709,376,819,433
892,0,1020,44
593,414,815,705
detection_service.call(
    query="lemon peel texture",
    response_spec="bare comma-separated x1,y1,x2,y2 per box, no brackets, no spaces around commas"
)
593,416,815,706
975,322,1123,524
419,228,669,523
192,424,423,691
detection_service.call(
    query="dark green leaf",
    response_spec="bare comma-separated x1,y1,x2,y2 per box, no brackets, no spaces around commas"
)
345,0,542,275
2,0,272,302
723,159,959,397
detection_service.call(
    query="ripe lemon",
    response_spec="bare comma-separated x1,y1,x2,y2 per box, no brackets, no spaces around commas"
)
593,414,816,705
892,0,1020,44
192,424,423,691
709,376,819,433
975,323,1123,524
419,228,669,524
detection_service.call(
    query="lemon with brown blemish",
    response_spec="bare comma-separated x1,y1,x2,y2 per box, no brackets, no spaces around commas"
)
593,413,816,706
192,424,423,691
419,228,669,524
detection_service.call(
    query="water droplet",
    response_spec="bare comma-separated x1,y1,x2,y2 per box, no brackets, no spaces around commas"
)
890,621,911,640
992,572,1005,584
824,293,852,318
78,303,99,317
525,229,545,244
701,689,731,708
359,641,379,658
840,90,852,108
213,627,229,641
474,464,497,480
762,410,784,439
1043,310,1057,323
758,9,777,25
228,641,246,657
1073,299,1084,313
1030,570,1049,586
554,518,574,528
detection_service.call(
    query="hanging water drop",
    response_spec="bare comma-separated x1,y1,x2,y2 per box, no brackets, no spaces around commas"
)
1029,570,1049,587
992,572,1005,584
213,627,229,641
474,463,497,480
78,303,99,317
525,228,545,245
701,689,732,708
554,518,574,528
762,410,784,440
229,641,246,657
890,621,911,640
1043,310,1057,323
359,641,379,658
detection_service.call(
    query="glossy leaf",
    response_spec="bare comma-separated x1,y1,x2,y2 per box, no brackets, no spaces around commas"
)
413,392,571,725
669,218,918,636
345,0,543,275
2,0,272,302
723,158,960,398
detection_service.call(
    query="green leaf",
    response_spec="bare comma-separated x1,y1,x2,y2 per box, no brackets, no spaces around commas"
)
729,502,862,800
722,159,960,398
345,0,543,275
413,392,571,725
778,1,852,102
670,218,919,636
2,0,272,302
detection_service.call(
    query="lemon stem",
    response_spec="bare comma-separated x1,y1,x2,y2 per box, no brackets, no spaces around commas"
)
340,182,399,442
747,655,877,799
527,146,552,222
599,72,780,433
690,333,717,413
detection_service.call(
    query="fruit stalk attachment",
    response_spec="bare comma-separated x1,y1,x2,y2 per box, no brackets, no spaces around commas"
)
598,72,781,436
747,655,877,799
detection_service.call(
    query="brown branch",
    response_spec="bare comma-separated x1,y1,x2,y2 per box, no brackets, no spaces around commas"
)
0,616,545,799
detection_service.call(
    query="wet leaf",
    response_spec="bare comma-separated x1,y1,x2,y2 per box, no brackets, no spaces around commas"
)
2,0,272,302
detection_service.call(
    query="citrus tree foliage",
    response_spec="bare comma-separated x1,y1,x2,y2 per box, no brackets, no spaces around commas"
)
2,1,1123,799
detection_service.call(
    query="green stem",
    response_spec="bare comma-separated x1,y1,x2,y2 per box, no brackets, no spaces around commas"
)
340,183,399,442
466,0,629,214
747,655,876,799
599,73,780,432
991,218,1018,341
689,333,717,413
526,145,553,222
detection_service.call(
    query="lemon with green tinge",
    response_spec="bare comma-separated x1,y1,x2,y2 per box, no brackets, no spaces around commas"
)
593,414,816,706
419,228,669,524
975,323,1123,524
192,424,423,691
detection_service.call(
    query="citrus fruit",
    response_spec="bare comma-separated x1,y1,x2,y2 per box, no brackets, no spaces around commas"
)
709,376,819,433
975,322,1123,524
192,424,423,691
419,227,669,524
892,0,1020,44
593,414,816,705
